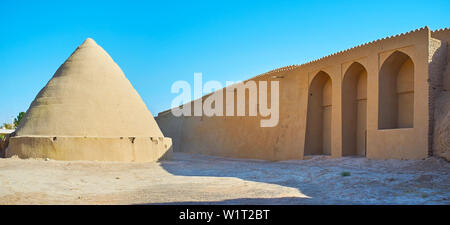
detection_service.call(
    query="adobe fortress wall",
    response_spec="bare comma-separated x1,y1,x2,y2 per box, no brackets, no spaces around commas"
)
430,28,450,160
157,27,450,160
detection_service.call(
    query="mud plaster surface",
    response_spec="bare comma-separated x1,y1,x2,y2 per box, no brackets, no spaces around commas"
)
0,153,448,205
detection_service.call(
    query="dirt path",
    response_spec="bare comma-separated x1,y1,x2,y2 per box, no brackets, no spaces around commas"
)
0,153,448,204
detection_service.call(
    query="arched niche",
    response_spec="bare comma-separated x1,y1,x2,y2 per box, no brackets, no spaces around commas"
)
305,71,332,156
378,51,414,129
342,62,367,156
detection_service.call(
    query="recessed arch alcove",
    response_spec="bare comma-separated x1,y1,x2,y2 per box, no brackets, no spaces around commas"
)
305,71,332,156
342,62,367,156
378,51,414,129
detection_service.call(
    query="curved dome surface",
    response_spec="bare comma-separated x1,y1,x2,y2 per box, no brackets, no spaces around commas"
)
16,38,164,138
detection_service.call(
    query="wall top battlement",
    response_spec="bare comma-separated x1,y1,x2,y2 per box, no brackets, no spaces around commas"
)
431,27,450,42
431,27,450,34
159,26,448,117
251,26,450,80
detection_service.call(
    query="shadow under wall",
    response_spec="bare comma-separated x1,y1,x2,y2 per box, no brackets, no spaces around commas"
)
304,71,332,156
145,197,355,205
158,153,339,204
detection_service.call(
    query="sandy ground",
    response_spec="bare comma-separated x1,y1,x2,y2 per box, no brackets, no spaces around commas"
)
0,152,449,205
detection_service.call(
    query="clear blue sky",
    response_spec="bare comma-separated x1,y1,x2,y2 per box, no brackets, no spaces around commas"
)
0,0,449,124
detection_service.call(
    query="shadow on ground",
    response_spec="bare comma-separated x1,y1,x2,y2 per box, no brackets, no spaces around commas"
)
146,197,357,205
158,153,350,204
158,152,450,205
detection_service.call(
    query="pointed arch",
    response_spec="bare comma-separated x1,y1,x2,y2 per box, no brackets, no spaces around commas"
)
305,71,332,156
378,51,414,129
342,62,368,156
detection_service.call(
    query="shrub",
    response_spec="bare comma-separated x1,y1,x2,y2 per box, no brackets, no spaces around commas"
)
340,171,351,177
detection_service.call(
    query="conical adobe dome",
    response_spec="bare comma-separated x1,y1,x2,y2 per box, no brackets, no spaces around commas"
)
7,38,172,162
15,38,163,137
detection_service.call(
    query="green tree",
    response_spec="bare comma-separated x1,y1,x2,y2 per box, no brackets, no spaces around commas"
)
13,112,25,128
1,123,13,139
2,123,12,130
